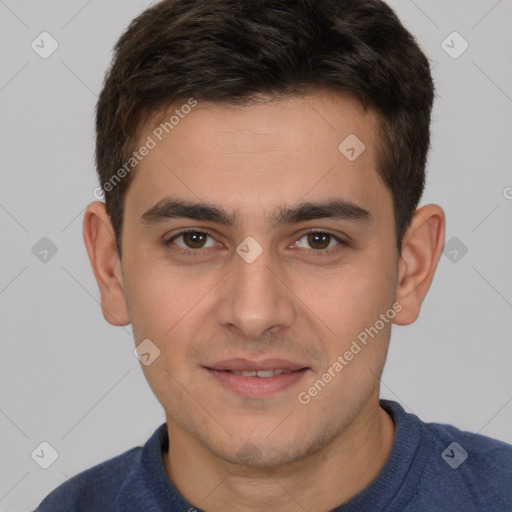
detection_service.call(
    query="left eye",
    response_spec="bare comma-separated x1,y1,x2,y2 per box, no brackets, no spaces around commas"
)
293,232,342,251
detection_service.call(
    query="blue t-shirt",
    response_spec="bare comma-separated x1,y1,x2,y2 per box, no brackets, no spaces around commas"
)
34,399,512,511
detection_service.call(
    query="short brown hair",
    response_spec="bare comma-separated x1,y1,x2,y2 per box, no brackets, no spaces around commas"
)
95,0,434,256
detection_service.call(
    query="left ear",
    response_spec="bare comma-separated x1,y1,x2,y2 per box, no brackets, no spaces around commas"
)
393,204,445,325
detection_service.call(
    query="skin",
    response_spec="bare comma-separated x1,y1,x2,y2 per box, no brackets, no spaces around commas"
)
83,91,445,511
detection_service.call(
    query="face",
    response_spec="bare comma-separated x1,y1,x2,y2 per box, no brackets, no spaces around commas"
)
118,92,400,467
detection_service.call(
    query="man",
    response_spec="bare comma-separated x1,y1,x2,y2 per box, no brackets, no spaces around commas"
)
35,0,512,510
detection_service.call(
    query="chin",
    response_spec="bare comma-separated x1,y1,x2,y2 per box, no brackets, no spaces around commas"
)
213,433,312,469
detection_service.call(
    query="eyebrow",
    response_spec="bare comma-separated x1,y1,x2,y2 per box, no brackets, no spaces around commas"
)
140,197,372,228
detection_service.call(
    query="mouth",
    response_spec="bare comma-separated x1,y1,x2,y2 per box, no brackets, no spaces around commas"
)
203,358,310,397
221,369,295,377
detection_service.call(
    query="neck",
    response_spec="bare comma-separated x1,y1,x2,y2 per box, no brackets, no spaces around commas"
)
162,396,395,511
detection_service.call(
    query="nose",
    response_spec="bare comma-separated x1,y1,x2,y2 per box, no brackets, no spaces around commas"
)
216,242,296,340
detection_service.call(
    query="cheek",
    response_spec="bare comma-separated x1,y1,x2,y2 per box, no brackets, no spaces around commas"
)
303,260,394,332
127,280,168,333
126,267,207,366
300,260,396,389
124,257,188,324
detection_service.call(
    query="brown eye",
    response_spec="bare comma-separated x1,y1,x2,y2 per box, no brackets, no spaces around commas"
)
295,231,343,252
182,232,208,249
307,233,331,250
167,230,217,251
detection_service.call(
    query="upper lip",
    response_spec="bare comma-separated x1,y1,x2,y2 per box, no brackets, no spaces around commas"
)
205,358,308,372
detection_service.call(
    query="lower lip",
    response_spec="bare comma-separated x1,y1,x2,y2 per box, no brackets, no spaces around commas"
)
204,368,309,397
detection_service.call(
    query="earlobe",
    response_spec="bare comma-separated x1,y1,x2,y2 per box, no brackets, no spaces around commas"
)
393,204,445,326
83,201,131,326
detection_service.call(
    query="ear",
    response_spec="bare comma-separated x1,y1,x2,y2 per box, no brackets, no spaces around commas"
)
83,201,130,326
393,204,445,325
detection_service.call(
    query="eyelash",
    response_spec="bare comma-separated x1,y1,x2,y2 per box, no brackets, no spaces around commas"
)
164,229,347,257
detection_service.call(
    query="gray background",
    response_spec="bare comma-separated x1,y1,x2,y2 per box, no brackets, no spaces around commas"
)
1,0,511,510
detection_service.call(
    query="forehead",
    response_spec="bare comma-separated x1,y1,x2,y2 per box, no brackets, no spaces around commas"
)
145,91,378,161
125,91,391,228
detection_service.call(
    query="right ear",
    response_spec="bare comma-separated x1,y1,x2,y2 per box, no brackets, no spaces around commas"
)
82,201,130,326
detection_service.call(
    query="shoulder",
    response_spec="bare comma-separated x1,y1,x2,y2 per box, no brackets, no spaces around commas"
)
417,415,512,510
381,400,512,511
33,445,142,511
426,418,512,474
